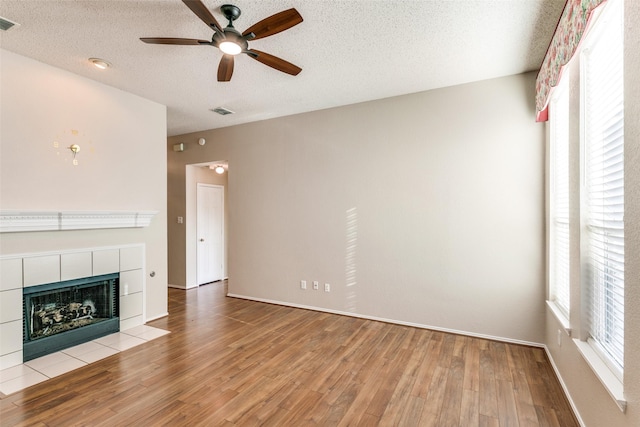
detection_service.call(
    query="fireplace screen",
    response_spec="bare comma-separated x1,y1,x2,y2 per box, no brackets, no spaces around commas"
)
23,273,119,361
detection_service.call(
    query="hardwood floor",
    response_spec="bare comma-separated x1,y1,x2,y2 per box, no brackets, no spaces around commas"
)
1,281,578,426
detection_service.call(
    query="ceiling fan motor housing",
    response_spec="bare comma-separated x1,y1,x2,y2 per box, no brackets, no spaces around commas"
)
213,26,247,50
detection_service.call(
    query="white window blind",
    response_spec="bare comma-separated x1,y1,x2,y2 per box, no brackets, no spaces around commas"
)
582,0,624,374
550,75,570,317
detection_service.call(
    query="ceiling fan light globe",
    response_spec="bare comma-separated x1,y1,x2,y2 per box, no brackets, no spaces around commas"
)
220,41,242,55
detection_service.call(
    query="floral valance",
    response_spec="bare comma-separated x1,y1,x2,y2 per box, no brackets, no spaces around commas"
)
535,0,607,122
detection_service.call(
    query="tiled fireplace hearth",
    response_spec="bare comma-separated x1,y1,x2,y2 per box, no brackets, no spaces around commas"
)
0,245,146,370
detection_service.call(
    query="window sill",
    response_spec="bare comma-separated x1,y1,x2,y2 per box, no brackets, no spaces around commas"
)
546,300,571,335
573,338,626,412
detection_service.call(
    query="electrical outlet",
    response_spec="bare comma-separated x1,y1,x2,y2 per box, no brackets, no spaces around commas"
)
300,280,307,290
313,281,319,290
324,283,330,292
177,216,184,224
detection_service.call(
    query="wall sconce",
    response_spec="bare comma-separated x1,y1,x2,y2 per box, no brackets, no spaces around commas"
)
69,144,80,166
173,143,184,152
198,138,206,146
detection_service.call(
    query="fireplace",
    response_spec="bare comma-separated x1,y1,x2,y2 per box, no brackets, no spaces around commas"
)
23,273,119,361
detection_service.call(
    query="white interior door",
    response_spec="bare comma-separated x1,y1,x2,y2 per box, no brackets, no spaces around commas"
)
196,183,224,285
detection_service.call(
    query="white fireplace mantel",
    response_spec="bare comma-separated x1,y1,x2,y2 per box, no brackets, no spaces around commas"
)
0,210,158,233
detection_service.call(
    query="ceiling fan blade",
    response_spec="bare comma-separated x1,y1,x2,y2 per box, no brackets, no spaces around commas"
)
242,8,303,40
140,37,209,45
182,0,223,33
218,55,235,82
247,50,301,76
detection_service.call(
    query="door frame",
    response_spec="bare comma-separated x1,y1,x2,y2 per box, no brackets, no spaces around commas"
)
182,163,228,289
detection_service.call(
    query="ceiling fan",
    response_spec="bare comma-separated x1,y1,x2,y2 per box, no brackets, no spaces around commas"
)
141,0,303,82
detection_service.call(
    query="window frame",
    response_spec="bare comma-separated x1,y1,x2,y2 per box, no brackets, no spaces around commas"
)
548,73,571,323
578,0,624,382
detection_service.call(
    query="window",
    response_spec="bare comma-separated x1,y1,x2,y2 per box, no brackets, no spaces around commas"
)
581,0,624,378
545,0,625,407
549,74,570,318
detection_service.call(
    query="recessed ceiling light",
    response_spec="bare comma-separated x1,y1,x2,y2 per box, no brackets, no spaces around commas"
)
210,107,235,116
89,58,111,70
0,16,19,31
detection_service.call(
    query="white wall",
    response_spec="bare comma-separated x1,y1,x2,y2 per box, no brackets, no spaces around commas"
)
544,2,640,426
168,72,546,345
0,49,168,321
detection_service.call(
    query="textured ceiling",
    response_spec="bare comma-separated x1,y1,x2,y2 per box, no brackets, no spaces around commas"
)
0,0,564,137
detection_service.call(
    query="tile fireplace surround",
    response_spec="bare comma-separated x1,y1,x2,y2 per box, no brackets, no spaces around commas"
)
0,244,147,371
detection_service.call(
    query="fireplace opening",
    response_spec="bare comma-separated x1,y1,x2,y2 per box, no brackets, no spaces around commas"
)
23,273,119,361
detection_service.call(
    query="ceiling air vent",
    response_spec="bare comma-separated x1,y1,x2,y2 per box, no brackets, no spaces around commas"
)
210,107,235,116
0,16,19,32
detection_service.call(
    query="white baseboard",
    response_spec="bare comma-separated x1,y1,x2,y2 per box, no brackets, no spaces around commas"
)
168,283,199,290
145,312,169,322
169,280,227,290
226,293,544,348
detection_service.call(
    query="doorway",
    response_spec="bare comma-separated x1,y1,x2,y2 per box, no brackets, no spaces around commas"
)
196,183,224,285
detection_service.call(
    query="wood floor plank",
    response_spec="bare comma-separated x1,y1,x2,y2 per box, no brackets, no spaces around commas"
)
535,405,562,427
348,342,390,387
355,412,381,426
368,349,415,418
419,365,449,423
459,388,480,426
524,348,557,411
478,345,500,418
490,341,513,382
234,380,296,425
318,361,358,405
410,331,443,398
496,379,520,427
437,359,465,427
0,281,579,427
378,344,426,424
277,389,324,425
511,368,540,427
337,357,394,425
437,332,456,368
319,377,361,425
463,335,480,392
343,322,392,365
397,395,425,426
479,413,501,427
